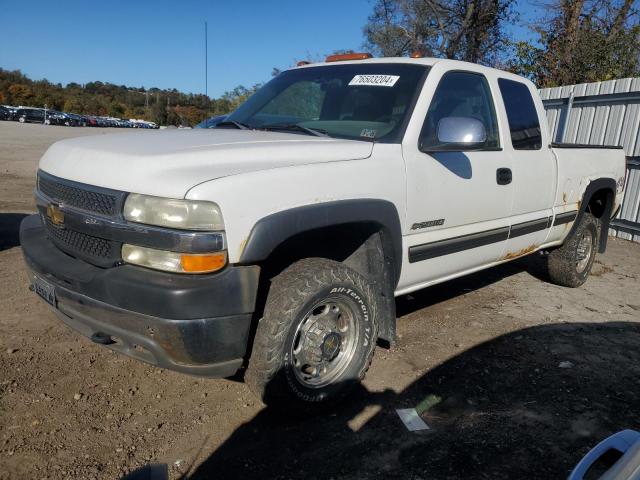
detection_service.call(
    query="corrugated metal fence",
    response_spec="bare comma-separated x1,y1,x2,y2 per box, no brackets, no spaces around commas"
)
540,78,640,242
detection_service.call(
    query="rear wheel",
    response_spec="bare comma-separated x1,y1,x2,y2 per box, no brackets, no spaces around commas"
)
547,212,600,287
246,258,378,408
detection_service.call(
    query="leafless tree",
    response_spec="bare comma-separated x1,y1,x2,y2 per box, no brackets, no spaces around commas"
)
363,0,517,65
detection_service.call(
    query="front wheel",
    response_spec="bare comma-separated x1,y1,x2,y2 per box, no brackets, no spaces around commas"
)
246,258,378,408
547,212,600,287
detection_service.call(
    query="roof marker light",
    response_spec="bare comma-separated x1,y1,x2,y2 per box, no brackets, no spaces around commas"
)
325,52,373,62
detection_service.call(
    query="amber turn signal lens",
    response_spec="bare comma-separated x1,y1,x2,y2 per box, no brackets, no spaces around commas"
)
325,52,372,62
122,244,228,274
180,252,227,273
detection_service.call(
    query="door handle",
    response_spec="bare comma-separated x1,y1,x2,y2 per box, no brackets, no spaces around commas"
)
496,168,512,185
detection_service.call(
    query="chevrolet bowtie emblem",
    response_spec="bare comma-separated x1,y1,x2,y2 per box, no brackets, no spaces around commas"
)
46,204,65,226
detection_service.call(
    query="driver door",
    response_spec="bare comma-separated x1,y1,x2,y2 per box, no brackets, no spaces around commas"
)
398,68,513,292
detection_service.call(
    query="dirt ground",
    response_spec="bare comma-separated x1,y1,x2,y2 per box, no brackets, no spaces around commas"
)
1,121,639,479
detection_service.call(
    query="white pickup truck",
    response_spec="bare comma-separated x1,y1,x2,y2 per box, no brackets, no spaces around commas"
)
21,55,627,407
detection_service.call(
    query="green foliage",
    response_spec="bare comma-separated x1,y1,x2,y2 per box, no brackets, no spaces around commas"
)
220,83,263,112
0,69,262,126
361,0,639,86
507,0,640,87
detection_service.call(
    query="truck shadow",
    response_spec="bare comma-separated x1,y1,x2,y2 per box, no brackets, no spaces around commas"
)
395,252,549,318
0,213,29,251
175,321,640,479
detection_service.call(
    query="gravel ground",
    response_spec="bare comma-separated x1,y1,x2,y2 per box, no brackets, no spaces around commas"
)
0,121,639,479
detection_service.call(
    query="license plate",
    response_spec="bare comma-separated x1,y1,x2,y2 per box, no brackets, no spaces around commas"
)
33,275,56,307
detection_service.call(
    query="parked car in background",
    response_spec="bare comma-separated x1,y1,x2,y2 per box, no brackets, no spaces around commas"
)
16,108,45,124
195,115,227,129
45,111,67,126
58,112,77,126
65,113,86,127
0,105,13,121
131,121,157,129
2,105,18,120
6,107,148,128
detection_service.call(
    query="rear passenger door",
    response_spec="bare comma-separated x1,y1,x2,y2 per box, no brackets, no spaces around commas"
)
497,78,556,257
400,68,513,292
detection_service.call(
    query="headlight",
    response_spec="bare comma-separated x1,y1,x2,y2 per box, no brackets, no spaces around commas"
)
122,244,227,274
123,194,224,231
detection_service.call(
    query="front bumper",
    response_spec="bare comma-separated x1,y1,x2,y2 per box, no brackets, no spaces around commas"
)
20,214,260,378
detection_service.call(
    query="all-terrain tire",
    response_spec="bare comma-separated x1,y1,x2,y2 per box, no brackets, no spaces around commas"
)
547,212,600,287
245,258,379,408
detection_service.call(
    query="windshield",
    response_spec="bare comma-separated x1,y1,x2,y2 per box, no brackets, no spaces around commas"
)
226,63,428,142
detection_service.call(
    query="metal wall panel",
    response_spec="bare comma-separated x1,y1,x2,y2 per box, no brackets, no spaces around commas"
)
540,78,640,242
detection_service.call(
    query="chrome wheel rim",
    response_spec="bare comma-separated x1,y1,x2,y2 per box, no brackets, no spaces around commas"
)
290,296,359,388
576,230,594,273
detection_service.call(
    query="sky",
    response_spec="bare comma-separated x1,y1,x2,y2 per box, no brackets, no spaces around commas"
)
0,0,537,99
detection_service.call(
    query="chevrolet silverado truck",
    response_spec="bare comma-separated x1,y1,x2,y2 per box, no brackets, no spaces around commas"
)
20,54,627,407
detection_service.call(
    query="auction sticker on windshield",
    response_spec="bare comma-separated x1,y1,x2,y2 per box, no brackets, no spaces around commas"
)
349,75,400,87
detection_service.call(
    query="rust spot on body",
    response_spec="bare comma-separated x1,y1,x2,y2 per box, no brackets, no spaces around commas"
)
501,244,538,261
562,192,567,203
238,238,248,257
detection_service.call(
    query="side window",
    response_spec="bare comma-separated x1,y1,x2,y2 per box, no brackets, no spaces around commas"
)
498,78,542,150
420,71,499,150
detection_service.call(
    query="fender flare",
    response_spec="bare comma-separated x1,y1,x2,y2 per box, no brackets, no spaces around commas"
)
571,178,616,253
239,199,403,287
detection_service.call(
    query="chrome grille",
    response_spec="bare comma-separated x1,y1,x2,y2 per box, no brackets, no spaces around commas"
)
38,172,119,216
37,171,125,267
43,216,113,260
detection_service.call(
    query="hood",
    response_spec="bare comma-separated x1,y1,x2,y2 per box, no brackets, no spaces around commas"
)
39,129,373,198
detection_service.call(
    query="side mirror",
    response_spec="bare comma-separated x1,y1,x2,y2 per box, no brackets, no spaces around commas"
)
420,116,489,152
438,116,486,144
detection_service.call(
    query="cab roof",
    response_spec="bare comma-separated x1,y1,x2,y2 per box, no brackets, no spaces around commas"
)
291,56,536,90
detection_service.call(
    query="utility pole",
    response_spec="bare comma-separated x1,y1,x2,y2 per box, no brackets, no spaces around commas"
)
205,21,208,98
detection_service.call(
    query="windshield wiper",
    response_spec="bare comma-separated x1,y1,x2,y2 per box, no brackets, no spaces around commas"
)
215,120,251,130
260,123,329,137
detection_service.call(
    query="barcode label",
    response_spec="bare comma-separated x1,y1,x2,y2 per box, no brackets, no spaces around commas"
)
349,75,400,87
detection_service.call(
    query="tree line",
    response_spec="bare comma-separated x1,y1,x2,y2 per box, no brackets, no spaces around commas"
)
1,0,638,126
363,0,639,87
0,69,260,126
